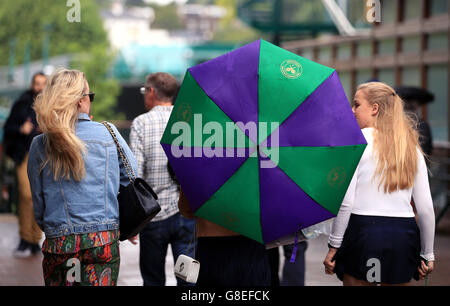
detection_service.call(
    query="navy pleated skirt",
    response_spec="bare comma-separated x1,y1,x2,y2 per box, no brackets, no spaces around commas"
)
334,214,422,284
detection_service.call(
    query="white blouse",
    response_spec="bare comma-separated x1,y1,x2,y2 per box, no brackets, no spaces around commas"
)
328,128,435,261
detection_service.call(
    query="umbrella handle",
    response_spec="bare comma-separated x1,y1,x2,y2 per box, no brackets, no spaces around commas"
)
289,226,302,263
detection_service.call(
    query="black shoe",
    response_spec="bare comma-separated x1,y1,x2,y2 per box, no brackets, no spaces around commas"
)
13,239,32,258
30,244,41,255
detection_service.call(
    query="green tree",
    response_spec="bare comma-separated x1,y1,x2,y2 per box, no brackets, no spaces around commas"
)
0,0,122,120
71,47,123,121
212,0,264,44
0,0,109,65
150,3,184,31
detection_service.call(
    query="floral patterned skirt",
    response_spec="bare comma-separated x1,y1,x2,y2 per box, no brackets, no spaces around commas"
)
42,231,120,286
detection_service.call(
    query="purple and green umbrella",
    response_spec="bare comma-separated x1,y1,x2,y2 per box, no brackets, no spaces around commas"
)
161,39,367,245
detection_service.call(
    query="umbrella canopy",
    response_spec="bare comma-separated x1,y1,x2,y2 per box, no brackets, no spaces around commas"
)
161,39,367,244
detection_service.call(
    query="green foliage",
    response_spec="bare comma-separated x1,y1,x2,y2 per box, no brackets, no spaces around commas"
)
0,0,108,66
282,0,329,23
0,0,123,120
71,47,124,121
149,3,184,30
187,0,214,4
125,0,146,7
212,0,264,44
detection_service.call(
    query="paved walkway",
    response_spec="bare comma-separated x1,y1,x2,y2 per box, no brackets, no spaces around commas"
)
1,213,449,286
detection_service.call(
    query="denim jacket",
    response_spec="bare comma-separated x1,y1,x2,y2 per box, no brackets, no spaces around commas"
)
27,113,138,238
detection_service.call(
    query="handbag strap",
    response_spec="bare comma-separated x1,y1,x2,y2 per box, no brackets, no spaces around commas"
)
101,121,136,184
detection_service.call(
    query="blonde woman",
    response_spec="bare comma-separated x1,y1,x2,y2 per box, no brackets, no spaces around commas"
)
27,69,138,286
323,82,435,286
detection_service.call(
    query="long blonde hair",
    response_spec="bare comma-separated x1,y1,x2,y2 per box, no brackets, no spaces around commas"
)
357,82,422,193
34,68,87,181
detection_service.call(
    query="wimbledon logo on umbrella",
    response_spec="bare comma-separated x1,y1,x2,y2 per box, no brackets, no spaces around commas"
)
169,114,280,169
280,60,303,79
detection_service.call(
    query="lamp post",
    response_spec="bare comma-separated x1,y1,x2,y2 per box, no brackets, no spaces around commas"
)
42,23,53,69
24,42,31,86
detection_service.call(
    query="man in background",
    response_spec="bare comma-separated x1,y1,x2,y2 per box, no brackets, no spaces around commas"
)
130,72,195,286
3,72,47,257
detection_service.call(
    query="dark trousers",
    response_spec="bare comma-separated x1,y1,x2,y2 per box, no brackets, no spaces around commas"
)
268,242,308,286
139,213,195,286
196,236,272,286
281,242,307,286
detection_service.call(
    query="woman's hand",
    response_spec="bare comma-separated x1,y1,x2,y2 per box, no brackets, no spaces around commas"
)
20,118,34,135
128,235,139,245
418,260,434,280
323,247,338,275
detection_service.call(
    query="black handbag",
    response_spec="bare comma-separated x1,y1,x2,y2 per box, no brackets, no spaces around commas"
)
102,122,161,241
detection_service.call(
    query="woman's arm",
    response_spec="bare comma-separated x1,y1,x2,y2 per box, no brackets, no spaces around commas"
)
178,188,195,219
412,150,435,262
27,138,45,231
328,167,358,248
324,167,358,274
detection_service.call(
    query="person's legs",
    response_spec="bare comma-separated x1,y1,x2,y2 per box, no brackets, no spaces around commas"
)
81,241,121,286
267,247,280,286
43,242,120,286
197,236,271,286
281,241,307,286
343,274,377,286
139,219,170,286
42,252,82,286
16,153,42,246
170,213,195,286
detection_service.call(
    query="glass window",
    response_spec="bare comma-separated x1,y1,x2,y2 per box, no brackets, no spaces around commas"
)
404,0,421,20
337,44,351,60
401,66,421,86
318,46,332,62
378,38,396,56
380,0,397,24
356,69,373,86
427,65,448,142
428,32,449,51
338,71,352,101
402,36,421,53
430,0,449,17
357,41,372,58
348,0,368,28
378,68,396,87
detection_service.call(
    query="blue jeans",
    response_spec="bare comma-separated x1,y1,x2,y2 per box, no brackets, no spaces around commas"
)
139,213,196,286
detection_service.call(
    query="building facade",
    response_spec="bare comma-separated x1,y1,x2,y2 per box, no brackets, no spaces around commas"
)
283,0,449,148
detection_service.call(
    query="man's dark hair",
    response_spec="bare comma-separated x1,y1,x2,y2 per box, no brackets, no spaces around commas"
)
145,72,178,103
32,71,46,83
